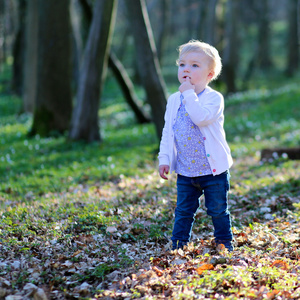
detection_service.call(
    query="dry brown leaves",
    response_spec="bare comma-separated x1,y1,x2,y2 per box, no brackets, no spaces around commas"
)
1,166,300,299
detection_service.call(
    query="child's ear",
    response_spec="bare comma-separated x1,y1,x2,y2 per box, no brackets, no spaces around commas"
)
208,71,214,80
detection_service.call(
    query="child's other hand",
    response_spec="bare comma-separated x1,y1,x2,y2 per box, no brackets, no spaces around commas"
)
159,165,169,180
179,77,195,93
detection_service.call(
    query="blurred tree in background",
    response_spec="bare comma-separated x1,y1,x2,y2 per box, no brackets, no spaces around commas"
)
0,0,299,141
69,0,117,142
30,0,73,136
125,0,167,140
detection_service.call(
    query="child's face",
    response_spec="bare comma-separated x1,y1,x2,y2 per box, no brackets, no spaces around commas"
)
177,51,214,93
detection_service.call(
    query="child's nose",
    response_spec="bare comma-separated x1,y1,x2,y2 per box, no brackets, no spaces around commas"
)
184,65,190,72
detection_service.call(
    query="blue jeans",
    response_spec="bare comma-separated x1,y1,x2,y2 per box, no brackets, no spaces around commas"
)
172,171,233,249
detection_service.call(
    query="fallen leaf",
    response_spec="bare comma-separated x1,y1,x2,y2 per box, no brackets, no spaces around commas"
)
106,226,117,233
71,250,82,257
196,264,214,275
270,260,288,270
152,266,163,277
216,243,226,252
266,289,279,299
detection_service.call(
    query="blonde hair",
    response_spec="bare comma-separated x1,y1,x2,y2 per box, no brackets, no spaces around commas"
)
177,40,222,81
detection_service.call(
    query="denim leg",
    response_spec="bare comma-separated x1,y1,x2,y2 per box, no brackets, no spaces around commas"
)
202,171,233,241
172,175,202,249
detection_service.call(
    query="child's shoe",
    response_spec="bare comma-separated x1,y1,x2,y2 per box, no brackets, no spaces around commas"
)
172,240,187,251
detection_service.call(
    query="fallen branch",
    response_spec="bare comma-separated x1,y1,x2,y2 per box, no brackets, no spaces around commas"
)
261,147,300,161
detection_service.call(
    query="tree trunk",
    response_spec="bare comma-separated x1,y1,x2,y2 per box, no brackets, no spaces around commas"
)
74,0,148,125
257,0,272,69
0,1,4,66
69,0,117,142
298,0,300,47
156,0,171,64
185,0,195,39
1,0,18,68
22,0,38,113
204,0,218,45
125,0,167,140
30,0,72,136
286,0,299,76
11,0,26,96
222,0,239,94
108,52,150,124
196,0,208,40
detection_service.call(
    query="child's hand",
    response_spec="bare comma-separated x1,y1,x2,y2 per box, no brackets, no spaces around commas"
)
179,77,195,93
159,165,169,180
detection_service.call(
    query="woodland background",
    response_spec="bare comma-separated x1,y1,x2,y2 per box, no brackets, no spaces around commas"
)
0,0,300,299
1,0,299,141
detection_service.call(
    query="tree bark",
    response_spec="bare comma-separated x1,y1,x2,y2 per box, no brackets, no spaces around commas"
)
1,0,18,68
0,1,4,66
23,0,38,113
257,0,272,69
125,0,167,140
286,0,299,76
69,0,117,142
204,0,218,45
74,0,149,125
156,0,171,64
196,0,208,40
30,0,72,136
108,52,150,124
222,0,239,94
298,0,300,47
11,0,26,96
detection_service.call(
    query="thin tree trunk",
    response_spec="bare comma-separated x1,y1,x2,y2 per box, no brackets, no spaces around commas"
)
286,0,299,76
204,0,218,45
125,0,167,140
196,0,207,40
23,0,38,113
0,1,4,66
108,52,150,124
222,0,239,94
12,0,26,96
69,0,117,142
298,0,300,46
30,0,72,136
75,0,148,125
185,0,195,38
243,0,273,83
156,0,171,64
257,0,272,69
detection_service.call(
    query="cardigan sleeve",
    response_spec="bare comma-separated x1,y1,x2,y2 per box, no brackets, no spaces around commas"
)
182,89,224,127
158,96,172,166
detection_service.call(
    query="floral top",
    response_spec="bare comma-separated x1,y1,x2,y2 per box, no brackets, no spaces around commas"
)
173,95,212,177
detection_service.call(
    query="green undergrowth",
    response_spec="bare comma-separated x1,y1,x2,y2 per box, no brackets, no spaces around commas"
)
225,84,300,156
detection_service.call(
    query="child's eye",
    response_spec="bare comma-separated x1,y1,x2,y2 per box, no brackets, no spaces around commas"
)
192,64,199,68
179,63,185,67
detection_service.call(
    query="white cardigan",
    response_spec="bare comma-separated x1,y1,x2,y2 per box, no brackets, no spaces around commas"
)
158,87,233,176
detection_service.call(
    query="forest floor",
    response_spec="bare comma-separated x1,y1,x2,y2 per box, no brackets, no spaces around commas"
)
1,75,300,299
